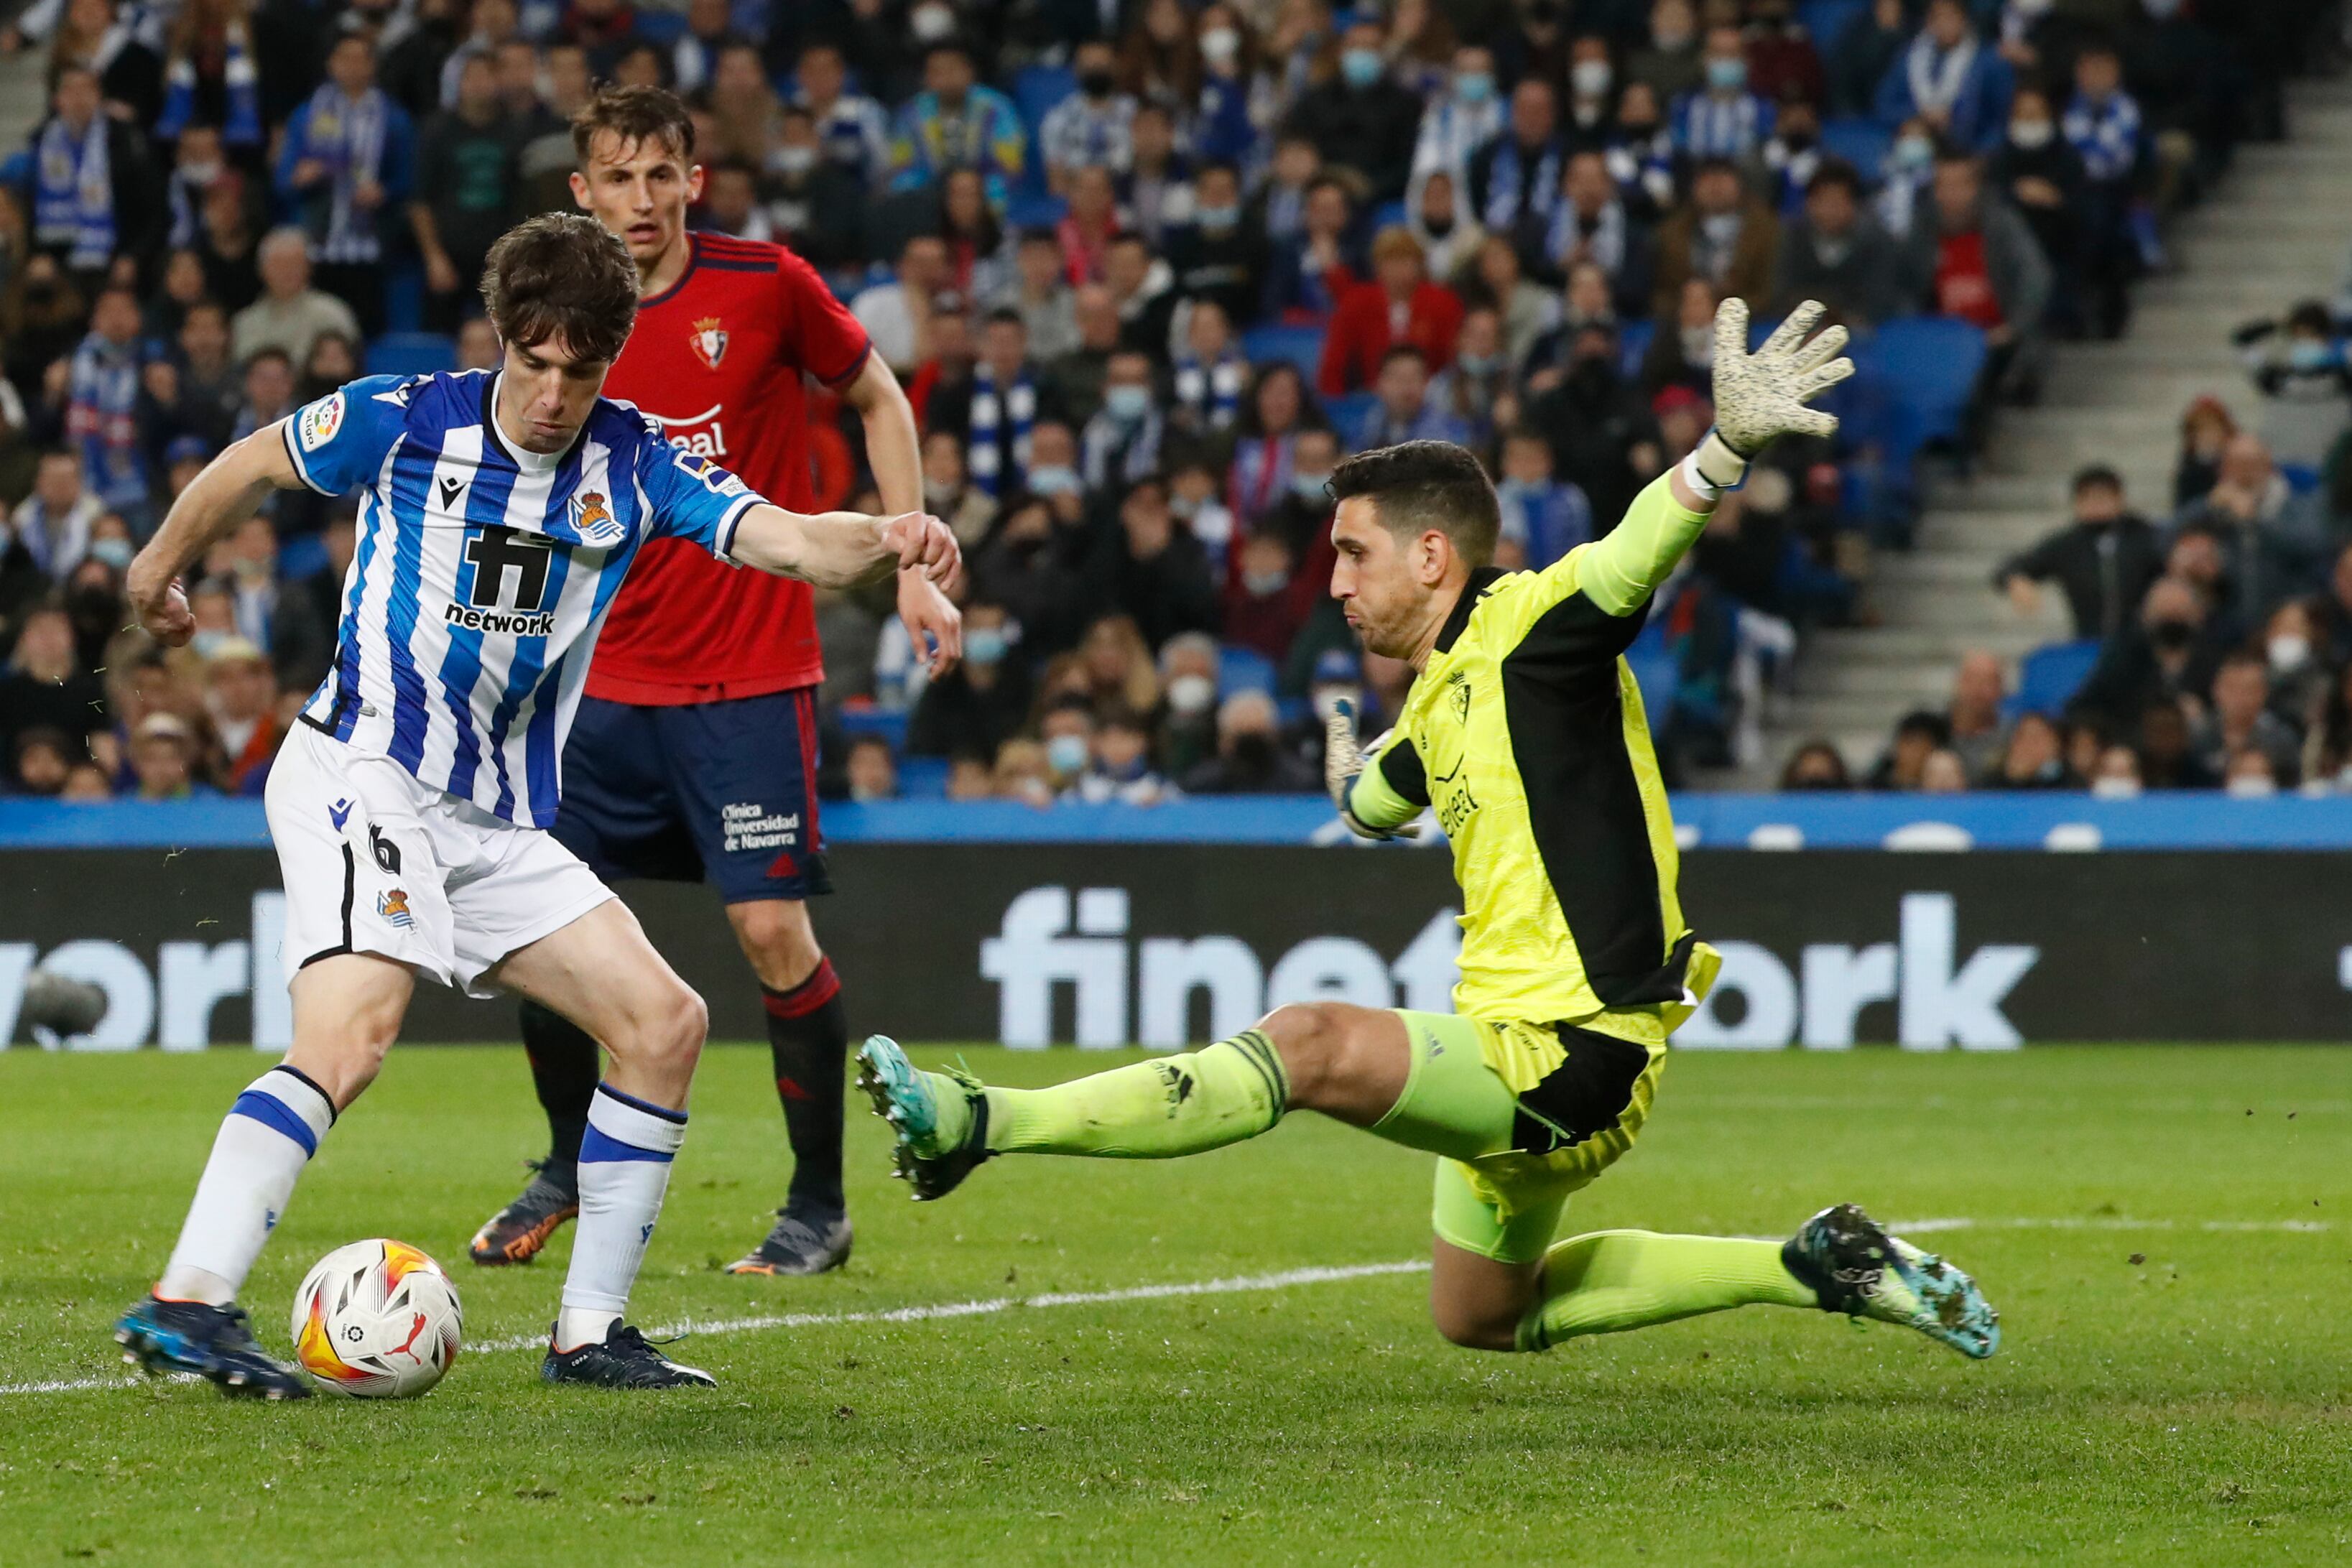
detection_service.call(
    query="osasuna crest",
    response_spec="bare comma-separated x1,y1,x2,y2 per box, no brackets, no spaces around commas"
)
690,316,728,370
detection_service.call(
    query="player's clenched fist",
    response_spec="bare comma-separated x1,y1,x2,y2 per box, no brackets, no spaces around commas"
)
126,557,196,647
880,511,960,585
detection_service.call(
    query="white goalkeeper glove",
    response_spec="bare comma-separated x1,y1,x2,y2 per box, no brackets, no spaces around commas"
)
1324,697,1420,842
1684,297,1854,498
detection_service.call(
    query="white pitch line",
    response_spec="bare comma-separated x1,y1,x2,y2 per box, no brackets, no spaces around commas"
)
6,1216,2331,1401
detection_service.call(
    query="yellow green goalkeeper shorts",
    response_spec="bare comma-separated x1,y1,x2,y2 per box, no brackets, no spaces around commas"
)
1386,1008,1668,1266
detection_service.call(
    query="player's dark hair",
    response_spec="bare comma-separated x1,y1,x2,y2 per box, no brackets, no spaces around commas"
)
1328,440,1501,567
482,212,639,366
2071,463,2123,495
570,84,695,167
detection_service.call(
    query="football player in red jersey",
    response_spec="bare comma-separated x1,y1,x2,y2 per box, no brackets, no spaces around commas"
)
467,86,960,1278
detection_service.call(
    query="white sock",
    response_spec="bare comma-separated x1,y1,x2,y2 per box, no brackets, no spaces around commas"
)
157,1066,336,1304
557,1083,687,1350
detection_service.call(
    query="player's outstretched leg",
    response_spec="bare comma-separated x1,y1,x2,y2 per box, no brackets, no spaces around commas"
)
724,900,853,1278
468,1001,593,1266
489,901,716,1390
857,1001,1435,1200
116,954,410,1400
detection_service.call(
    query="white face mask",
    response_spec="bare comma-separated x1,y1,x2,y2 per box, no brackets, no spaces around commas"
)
2226,771,2278,799
777,145,818,176
2268,634,2311,673
1200,26,1239,65
910,3,955,40
1167,673,1216,715
1046,733,1089,775
1571,60,1612,98
2009,119,2054,149
2090,773,2142,799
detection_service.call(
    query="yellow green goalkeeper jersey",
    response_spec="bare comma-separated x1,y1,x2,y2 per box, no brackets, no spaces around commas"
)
1344,470,1715,1029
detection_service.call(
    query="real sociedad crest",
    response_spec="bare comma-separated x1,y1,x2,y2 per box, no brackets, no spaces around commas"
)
690,316,728,369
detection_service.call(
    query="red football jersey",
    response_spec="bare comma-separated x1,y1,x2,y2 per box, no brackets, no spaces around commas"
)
587,231,874,704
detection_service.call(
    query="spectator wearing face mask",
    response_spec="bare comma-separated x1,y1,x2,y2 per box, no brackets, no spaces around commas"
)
1672,23,1774,162
10,450,105,583
1167,462,1236,576
1626,0,1703,105
2070,575,2225,736
1080,351,1166,491
2259,597,2330,737
1254,425,1343,565
1994,465,2162,644
1180,690,1319,794
1166,164,1262,331
2233,300,2352,473
1222,532,1305,663
1282,18,1422,205
1560,34,1616,150
1990,85,2087,325
1041,40,1137,194
1412,44,1504,184
1155,631,1223,777
909,600,1034,761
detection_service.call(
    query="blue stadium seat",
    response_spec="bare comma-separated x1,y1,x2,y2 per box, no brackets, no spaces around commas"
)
1014,64,1078,131
897,755,951,798
1326,391,1376,445
1819,116,1892,177
2010,639,2103,718
635,9,685,42
1004,192,1068,229
1218,645,1276,697
1626,618,1677,725
364,331,455,377
835,707,910,750
2281,461,2320,496
383,259,425,333
1241,323,1325,379
1617,317,1654,380
1861,315,1987,466
1369,199,1407,233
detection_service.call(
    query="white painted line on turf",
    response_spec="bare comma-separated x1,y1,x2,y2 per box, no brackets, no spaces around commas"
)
0,1261,1434,1398
8,1217,2331,1399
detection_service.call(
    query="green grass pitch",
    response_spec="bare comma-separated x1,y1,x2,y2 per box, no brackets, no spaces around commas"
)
0,1044,2342,1565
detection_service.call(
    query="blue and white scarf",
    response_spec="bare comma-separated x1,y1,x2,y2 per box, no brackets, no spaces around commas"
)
66,331,146,511
966,362,1036,496
1261,182,1305,244
1413,93,1503,181
1904,35,1980,120
297,84,390,264
13,497,94,579
1172,352,1246,430
1545,198,1626,278
1674,91,1769,159
1606,127,1677,211
1481,137,1560,231
32,116,114,271
157,21,263,146
2062,91,2142,184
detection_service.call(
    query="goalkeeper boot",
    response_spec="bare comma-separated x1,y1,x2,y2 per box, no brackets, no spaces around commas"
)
855,1036,992,1202
468,1161,580,1266
542,1319,716,1390
115,1295,312,1400
724,1206,853,1276
1782,1203,2001,1360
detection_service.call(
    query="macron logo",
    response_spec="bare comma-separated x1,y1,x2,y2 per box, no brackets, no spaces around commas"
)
328,799,353,832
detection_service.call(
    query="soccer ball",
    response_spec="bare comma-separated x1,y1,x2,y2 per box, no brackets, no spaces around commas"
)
290,1239,464,1398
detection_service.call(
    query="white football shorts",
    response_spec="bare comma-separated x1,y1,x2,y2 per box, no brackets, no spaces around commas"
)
265,724,614,997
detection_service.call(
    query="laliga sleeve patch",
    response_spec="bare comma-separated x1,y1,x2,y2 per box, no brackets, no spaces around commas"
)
297,391,347,452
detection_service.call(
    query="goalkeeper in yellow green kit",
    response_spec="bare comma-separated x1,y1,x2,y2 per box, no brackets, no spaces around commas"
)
857,300,2000,1361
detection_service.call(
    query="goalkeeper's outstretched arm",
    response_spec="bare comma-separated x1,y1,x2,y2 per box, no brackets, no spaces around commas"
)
1578,297,1853,618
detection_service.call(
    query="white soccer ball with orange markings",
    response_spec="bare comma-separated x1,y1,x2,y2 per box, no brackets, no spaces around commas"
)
290,1239,464,1398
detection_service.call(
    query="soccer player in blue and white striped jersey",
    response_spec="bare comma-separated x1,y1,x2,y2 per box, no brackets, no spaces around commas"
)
111,212,959,1397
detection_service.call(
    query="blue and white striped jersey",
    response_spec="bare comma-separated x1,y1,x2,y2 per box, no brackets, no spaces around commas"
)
284,369,767,827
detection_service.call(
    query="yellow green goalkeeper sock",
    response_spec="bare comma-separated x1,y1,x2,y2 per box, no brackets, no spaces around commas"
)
1514,1230,1820,1352
979,1031,1290,1158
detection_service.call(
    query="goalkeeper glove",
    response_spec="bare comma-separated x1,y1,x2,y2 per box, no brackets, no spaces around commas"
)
1682,297,1854,499
1324,697,1420,841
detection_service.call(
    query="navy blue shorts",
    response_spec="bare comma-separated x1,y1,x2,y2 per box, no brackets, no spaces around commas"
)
551,689,832,904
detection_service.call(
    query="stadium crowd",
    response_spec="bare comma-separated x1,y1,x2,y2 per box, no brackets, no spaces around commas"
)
0,0,2336,804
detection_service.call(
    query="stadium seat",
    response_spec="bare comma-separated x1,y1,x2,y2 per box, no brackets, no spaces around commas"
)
1325,391,1377,442
2009,639,2103,718
365,331,455,377
835,706,911,751
897,755,951,798
1370,199,1407,233
1861,315,1988,468
1005,192,1069,229
1819,116,1892,177
1014,64,1078,132
2281,462,2320,496
1617,317,1654,380
383,259,425,333
1241,324,1325,379
634,8,685,42
1797,0,1869,47
1218,645,1277,697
